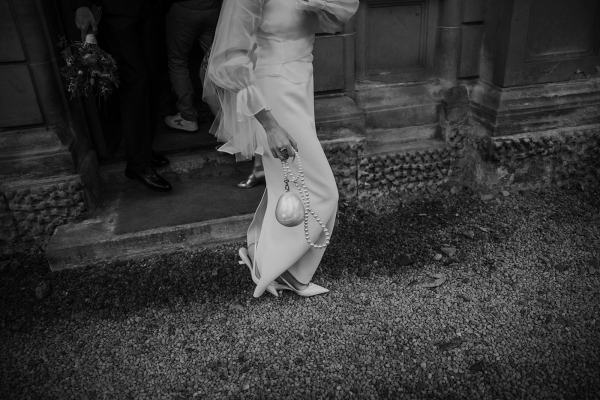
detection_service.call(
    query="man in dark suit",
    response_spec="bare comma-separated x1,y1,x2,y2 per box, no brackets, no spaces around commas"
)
73,0,172,192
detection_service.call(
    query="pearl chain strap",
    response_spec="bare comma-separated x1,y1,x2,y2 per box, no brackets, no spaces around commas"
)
281,154,331,249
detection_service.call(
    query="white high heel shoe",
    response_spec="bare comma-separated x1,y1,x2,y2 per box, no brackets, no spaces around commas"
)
238,247,279,297
275,276,330,297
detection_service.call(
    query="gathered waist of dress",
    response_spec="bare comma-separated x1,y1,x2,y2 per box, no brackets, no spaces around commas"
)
254,35,315,84
255,35,314,66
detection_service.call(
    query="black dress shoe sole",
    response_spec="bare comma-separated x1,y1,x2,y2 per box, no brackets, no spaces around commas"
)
125,170,173,192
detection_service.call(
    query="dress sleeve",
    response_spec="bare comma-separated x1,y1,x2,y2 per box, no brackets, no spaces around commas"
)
202,0,269,160
296,0,359,33
205,0,269,117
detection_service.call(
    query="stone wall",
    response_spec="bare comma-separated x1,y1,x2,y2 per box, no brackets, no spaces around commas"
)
1,175,86,257
323,138,363,202
357,146,458,201
490,127,600,190
325,83,600,204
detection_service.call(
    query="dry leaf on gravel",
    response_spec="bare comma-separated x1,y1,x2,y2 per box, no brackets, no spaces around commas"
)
421,273,446,289
435,337,464,352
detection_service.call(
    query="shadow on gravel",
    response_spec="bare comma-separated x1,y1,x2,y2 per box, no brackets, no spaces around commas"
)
3,186,597,328
1,185,599,399
0,193,468,327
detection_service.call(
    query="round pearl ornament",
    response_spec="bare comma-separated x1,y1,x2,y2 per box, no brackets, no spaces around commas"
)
275,191,305,227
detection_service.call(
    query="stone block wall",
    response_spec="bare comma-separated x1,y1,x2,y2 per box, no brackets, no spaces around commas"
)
325,83,600,204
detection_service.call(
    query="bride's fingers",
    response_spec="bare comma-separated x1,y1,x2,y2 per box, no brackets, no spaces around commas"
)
290,138,298,153
286,145,296,158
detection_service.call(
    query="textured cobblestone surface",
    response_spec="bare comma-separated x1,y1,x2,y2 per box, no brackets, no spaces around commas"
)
491,128,600,189
1,176,86,255
323,139,363,202
357,147,458,201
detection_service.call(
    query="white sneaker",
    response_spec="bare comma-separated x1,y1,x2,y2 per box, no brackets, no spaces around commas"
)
164,113,198,132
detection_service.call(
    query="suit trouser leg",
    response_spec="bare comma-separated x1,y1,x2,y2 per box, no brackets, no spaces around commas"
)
102,16,155,172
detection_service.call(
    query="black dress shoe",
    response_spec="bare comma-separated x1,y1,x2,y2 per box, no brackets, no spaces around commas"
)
151,151,170,168
125,167,172,192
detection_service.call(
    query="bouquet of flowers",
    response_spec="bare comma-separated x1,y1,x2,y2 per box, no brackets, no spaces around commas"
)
61,34,119,99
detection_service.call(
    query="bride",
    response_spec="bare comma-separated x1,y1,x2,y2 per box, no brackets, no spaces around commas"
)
203,0,359,297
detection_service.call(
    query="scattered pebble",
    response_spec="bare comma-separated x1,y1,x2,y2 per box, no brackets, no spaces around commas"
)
481,193,495,201
441,247,457,257
395,254,414,267
459,230,475,239
420,273,446,289
34,280,51,300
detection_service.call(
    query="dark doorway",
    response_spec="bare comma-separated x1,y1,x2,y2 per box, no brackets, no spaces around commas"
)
54,0,219,166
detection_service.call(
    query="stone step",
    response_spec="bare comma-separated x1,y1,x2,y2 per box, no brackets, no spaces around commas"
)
46,168,264,271
364,124,440,155
99,148,238,185
314,94,365,138
47,212,253,271
0,127,63,155
0,147,75,180
356,81,441,130
0,126,74,179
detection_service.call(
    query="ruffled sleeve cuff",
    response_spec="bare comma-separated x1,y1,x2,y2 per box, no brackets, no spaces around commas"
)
236,84,270,119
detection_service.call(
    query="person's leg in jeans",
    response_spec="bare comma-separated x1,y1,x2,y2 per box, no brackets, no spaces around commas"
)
165,2,219,132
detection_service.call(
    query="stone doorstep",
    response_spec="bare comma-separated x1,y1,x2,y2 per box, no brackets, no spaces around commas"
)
46,212,253,271
99,148,238,186
0,127,74,180
0,127,63,154
0,173,82,193
0,148,75,180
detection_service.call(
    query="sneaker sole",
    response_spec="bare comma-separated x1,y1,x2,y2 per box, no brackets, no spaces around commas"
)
164,120,199,133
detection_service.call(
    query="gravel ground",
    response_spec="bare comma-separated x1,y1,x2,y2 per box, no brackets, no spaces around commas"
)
1,187,599,400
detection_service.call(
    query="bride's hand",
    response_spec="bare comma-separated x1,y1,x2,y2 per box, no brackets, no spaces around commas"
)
255,109,298,160
265,124,298,160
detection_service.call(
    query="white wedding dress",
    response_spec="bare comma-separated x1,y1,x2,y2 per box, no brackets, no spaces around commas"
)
204,0,358,297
